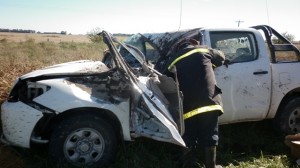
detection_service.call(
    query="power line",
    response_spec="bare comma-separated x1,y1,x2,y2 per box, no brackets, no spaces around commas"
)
178,0,182,31
265,0,270,25
236,20,244,27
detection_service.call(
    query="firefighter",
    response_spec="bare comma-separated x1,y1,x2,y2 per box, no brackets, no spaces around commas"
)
167,38,225,168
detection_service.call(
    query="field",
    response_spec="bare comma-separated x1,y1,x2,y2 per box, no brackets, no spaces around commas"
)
0,32,300,168
0,32,90,43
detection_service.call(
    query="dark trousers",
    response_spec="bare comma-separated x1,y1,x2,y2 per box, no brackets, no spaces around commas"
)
182,111,219,148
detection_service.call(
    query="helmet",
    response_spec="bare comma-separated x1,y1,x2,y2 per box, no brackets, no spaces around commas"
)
176,38,199,51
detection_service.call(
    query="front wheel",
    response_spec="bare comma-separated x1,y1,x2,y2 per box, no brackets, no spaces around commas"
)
274,97,300,135
49,114,118,167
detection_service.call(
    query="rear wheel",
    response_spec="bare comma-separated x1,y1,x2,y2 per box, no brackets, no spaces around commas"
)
274,97,300,135
49,114,118,167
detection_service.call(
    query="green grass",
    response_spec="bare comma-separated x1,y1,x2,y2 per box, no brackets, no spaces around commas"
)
218,121,292,168
0,39,299,168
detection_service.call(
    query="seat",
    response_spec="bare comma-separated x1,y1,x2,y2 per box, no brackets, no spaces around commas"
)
234,48,253,62
236,48,250,57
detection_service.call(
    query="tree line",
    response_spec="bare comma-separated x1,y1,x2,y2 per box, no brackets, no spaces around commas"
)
0,28,67,35
0,28,35,33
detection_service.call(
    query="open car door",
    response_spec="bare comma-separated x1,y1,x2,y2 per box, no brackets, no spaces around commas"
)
101,31,185,147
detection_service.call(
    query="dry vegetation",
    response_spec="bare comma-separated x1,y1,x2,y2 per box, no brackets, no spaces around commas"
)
0,33,105,105
0,32,90,43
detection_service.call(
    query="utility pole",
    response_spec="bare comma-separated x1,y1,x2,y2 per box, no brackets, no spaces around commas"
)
236,20,244,27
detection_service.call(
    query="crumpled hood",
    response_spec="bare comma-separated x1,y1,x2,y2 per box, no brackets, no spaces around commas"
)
20,60,109,80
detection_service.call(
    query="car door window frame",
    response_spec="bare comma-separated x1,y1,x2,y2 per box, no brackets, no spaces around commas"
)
209,31,259,63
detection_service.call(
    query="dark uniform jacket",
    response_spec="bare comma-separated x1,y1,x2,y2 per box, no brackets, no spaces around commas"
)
168,45,225,119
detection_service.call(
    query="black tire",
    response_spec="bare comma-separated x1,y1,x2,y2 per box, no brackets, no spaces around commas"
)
274,97,300,135
49,114,118,167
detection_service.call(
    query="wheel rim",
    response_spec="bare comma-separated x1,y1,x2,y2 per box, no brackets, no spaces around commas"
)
288,107,300,133
63,128,105,165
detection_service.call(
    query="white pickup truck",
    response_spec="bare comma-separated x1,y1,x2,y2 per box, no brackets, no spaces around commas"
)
125,25,300,135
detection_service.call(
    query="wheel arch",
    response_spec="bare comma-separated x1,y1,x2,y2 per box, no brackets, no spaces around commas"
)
273,88,300,134
275,88,300,118
33,107,124,143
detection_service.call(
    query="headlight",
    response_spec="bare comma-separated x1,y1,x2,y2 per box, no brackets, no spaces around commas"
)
8,81,50,102
27,82,50,100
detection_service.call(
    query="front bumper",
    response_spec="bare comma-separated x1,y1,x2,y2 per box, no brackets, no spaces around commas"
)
1,101,43,148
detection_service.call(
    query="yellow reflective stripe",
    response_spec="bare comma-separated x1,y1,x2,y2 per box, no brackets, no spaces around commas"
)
168,48,209,70
183,105,223,120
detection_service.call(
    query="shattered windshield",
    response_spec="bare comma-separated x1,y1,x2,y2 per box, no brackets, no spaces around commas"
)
102,31,162,78
123,28,203,71
118,44,143,68
124,34,161,64
101,32,146,68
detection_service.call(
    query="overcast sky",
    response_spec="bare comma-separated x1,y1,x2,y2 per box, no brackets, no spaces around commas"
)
1,0,299,40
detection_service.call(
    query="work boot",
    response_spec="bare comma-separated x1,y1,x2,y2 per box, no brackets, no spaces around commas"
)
204,146,222,168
